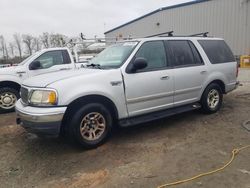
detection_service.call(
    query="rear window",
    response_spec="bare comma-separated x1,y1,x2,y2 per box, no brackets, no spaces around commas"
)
198,40,235,64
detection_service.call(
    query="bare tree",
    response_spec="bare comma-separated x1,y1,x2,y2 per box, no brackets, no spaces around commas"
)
0,35,10,60
22,34,33,55
13,33,22,58
40,32,50,48
50,33,67,47
9,42,15,57
32,37,41,52
0,35,6,58
4,42,9,60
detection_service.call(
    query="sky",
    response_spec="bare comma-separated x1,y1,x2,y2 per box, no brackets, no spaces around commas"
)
0,0,192,41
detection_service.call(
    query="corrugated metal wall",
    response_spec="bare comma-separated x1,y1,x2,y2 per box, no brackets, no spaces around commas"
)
105,0,250,55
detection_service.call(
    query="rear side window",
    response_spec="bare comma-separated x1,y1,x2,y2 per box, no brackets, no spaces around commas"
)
168,40,203,67
198,40,235,64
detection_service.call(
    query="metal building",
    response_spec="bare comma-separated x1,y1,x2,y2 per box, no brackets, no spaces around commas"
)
104,0,250,56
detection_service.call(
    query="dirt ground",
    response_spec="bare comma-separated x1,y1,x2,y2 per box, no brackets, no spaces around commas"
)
0,69,250,188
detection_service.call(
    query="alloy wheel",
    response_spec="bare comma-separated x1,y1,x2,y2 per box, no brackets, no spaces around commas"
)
80,112,106,141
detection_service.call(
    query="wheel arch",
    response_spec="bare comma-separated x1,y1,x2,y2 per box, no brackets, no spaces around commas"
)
61,94,119,132
207,80,226,94
0,81,21,92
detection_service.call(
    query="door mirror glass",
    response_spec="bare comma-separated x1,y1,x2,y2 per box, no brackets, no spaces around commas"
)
29,61,41,70
129,58,148,73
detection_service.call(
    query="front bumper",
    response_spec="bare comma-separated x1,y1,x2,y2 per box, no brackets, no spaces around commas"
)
15,100,67,136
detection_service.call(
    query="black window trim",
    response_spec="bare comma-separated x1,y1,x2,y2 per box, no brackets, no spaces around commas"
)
62,50,71,64
126,40,171,74
165,40,205,69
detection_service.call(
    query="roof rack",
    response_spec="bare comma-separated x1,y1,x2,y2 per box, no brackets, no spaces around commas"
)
189,32,209,37
75,31,210,45
146,31,174,38
145,31,210,38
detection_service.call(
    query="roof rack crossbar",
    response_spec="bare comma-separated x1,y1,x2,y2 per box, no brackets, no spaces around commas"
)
189,32,209,37
146,31,174,38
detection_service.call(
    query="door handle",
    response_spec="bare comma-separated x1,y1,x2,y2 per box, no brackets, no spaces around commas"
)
60,68,71,71
160,76,170,80
16,71,26,74
200,71,207,74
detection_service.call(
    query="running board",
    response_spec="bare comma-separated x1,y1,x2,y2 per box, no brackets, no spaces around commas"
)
119,103,201,127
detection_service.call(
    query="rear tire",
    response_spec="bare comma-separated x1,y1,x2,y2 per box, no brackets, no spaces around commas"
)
201,83,223,114
0,87,20,113
66,103,113,149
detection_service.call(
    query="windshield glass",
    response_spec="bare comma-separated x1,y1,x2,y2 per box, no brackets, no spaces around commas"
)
18,52,38,66
89,41,138,68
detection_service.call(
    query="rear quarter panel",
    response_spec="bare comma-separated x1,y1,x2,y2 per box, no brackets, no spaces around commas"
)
194,38,237,97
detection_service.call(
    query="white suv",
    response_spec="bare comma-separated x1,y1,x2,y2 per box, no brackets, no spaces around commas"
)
15,37,238,149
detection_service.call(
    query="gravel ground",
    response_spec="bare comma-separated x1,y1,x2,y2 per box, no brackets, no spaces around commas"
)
0,69,249,188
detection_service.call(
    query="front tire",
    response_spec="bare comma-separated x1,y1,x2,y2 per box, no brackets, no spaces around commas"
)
0,87,20,113
201,83,223,114
67,103,113,149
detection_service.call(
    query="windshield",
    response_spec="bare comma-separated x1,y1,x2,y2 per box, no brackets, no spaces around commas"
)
18,52,38,66
89,41,138,68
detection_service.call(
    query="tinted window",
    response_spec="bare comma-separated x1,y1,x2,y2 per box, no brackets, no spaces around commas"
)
135,41,167,71
168,40,202,67
198,40,235,64
35,51,64,69
62,50,71,64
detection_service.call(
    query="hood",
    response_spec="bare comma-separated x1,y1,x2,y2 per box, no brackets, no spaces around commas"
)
0,66,18,75
22,68,103,88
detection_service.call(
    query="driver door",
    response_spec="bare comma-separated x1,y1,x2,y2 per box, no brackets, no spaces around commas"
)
28,50,72,77
123,41,174,117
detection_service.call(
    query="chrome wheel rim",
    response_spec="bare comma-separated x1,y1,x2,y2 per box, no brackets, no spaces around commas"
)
0,92,17,109
80,112,106,141
207,89,219,109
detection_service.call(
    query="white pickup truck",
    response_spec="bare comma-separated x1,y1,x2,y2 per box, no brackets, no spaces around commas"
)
0,47,86,113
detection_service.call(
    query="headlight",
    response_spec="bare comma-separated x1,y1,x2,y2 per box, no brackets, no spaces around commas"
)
29,89,57,106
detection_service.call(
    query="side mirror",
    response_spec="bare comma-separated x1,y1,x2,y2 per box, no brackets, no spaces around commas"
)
29,61,41,70
128,58,148,73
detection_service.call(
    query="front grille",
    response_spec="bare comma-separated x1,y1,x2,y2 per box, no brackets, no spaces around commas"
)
20,87,29,104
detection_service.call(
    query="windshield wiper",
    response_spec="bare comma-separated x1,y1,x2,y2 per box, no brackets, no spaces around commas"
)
86,63,102,69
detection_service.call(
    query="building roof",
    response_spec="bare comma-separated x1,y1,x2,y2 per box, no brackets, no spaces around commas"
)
104,0,211,34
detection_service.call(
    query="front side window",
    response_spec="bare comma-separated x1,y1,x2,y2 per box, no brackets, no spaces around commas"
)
34,50,64,69
198,40,235,64
134,41,167,71
168,40,202,67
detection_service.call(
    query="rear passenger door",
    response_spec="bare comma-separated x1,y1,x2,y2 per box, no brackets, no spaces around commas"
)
166,40,207,106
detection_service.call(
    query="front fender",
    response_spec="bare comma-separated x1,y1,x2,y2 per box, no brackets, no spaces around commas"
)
0,74,22,85
49,69,128,119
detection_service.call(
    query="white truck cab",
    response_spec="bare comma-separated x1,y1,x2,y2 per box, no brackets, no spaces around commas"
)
0,47,85,113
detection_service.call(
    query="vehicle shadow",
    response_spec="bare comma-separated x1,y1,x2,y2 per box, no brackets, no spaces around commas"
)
22,109,203,154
